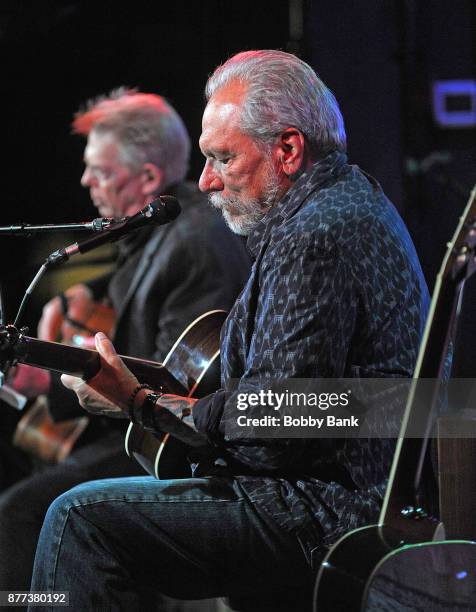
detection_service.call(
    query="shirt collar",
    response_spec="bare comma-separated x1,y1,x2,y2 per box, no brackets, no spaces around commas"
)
246,150,348,257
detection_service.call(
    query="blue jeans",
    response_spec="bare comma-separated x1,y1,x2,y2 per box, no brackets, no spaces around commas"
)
29,476,314,611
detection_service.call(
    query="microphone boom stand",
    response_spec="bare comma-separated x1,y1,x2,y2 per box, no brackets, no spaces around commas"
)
0,219,113,235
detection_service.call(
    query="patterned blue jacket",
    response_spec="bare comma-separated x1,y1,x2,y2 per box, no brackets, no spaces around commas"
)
194,151,429,565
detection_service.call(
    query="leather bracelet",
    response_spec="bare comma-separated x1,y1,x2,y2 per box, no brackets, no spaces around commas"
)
127,384,152,422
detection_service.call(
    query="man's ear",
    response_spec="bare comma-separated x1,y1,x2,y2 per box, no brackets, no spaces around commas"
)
276,128,307,178
140,163,164,196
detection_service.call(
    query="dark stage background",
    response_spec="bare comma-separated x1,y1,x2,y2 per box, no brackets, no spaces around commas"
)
0,0,474,374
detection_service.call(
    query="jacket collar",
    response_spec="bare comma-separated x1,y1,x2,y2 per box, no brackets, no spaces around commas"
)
246,151,348,258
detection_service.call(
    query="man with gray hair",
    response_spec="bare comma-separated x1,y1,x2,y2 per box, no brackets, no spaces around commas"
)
29,52,428,611
0,88,250,604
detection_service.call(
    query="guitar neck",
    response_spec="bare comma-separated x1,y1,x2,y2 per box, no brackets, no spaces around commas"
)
13,335,187,395
382,281,458,525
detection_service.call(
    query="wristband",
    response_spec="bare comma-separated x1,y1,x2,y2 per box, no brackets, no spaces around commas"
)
127,384,152,421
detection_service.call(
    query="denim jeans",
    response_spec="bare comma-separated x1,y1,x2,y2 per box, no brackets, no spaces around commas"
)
29,476,314,612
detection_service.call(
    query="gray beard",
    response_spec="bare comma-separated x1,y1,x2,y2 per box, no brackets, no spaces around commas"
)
209,171,282,236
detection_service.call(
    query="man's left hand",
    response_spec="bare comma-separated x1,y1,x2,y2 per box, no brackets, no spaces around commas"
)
61,332,139,418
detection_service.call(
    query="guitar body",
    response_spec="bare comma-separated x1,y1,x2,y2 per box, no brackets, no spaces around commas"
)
364,540,476,611
315,522,436,611
61,301,116,345
13,395,89,464
315,527,476,611
124,309,225,479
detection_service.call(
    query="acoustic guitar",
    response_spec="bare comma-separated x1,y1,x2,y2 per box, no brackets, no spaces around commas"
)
314,185,476,611
0,310,227,477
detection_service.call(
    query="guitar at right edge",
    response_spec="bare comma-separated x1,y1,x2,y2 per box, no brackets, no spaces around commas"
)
314,185,476,611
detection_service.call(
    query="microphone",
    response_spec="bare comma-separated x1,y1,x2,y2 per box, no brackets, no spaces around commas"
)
0,218,114,235
10,196,180,328
45,195,181,267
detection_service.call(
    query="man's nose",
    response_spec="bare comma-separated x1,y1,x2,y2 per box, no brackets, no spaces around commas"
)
80,167,94,188
199,161,223,193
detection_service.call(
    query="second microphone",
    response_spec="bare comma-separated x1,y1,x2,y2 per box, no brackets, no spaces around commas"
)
45,196,181,267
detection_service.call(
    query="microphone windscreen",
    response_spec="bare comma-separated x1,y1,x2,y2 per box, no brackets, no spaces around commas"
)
153,195,181,222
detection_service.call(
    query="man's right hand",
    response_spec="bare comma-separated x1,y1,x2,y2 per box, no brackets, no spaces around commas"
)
38,284,94,342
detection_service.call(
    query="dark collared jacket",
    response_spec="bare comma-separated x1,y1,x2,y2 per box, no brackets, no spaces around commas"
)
194,152,430,565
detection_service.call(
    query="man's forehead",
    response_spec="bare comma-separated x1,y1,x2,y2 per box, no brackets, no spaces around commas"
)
202,81,247,125
202,99,240,130
200,97,245,152
84,131,121,162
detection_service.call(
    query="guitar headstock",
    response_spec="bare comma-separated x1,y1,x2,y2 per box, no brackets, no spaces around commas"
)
441,184,476,284
0,324,23,374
